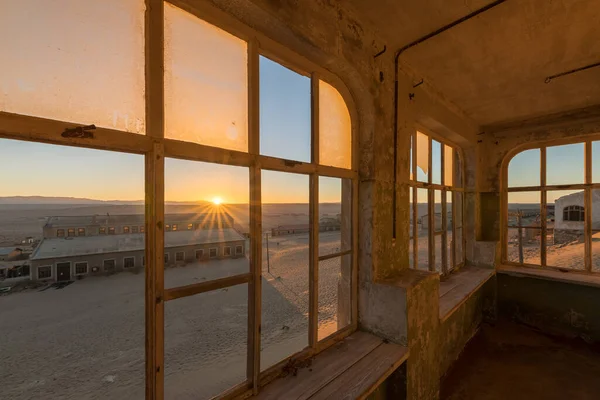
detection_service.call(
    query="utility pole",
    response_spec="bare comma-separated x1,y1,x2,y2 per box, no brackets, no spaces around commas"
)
265,232,270,273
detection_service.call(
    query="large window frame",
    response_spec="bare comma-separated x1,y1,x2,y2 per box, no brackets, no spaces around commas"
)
408,128,466,275
0,1,358,398
502,136,600,273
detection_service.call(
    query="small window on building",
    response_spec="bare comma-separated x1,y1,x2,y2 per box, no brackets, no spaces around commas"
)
124,257,135,268
164,253,170,263
172,224,178,231
223,246,231,256
57,229,65,237
195,249,204,260
78,228,85,236
123,226,130,234
99,227,106,235
165,224,171,231
67,228,75,237
38,266,51,279
176,251,184,261
132,226,138,233
187,223,193,230
75,262,88,275
209,248,217,258
563,205,585,222
235,245,243,255
103,259,116,271
140,225,145,233
108,227,115,235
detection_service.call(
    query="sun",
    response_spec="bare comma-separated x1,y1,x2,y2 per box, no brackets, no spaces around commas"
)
212,197,222,205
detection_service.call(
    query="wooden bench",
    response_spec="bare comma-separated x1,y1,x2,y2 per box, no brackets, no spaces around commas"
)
255,331,409,400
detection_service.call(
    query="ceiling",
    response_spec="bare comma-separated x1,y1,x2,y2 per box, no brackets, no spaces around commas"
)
349,0,600,127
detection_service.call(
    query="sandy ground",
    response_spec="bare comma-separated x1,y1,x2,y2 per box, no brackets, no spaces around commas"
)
410,229,462,272
507,229,600,270
0,232,345,400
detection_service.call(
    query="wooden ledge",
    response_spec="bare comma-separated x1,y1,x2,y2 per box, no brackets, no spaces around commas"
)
254,331,408,400
497,264,600,289
439,266,495,321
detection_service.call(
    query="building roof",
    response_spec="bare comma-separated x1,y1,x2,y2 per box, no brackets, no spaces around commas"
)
43,213,233,229
0,247,20,256
31,228,245,261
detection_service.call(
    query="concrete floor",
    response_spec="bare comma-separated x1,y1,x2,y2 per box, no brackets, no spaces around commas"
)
441,320,600,400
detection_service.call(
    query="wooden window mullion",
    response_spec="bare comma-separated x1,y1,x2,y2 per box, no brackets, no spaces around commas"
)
309,73,320,347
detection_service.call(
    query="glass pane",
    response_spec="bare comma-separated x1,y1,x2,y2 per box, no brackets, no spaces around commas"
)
444,145,454,186
507,192,541,228
508,149,540,188
434,190,442,232
318,254,351,340
432,140,442,185
417,188,429,270
164,159,249,289
0,0,145,133
260,57,310,162
0,139,144,399
261,171,309,370
547,143,584,186
319,177,351,256
165,284,247,399
507,228,541,265
435,235,442,272
416,132,429,183
447,192,454,269
547,190,585,270
164,3,248,151
319,80,351,169
593,141,600,183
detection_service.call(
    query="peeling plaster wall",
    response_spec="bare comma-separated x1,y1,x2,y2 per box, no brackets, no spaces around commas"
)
498,274,600,343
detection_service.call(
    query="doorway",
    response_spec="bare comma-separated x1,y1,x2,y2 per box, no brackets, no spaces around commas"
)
56,262,71,282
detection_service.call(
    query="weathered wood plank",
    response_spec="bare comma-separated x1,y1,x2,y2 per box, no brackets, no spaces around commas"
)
439,266,495,319
255,332,382,400
309,342,409,400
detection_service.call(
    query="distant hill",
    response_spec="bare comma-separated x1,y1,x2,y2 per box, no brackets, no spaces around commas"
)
0,196,209,205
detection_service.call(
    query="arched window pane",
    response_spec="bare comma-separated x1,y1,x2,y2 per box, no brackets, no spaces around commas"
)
508,149,540,188
164,3,248,151
319,81,351,169
0,0,146,133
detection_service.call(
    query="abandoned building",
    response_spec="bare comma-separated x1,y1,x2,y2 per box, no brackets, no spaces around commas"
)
30,213,246,282
2,0,600,399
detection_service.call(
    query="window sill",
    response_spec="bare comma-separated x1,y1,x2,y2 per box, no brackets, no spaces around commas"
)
497,264,600,289
439,266,495,321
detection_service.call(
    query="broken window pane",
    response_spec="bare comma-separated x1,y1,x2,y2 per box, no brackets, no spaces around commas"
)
547,190,585,270
164,3,248,151
319,80,351,169
432,140,442,185
547,143,584,186
164,284,247,399
507,192,541,228
261,171,309,370
318,254,351,340
508,149,540,188
260,57,311,162
164,159,249,289
0,0,145,133
444,145,454,186
417,188,429,270
0,139,145,399
416,132,429,183
319,177,351,256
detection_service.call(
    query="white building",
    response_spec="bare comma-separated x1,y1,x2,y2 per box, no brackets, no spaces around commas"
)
553,191,600,243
